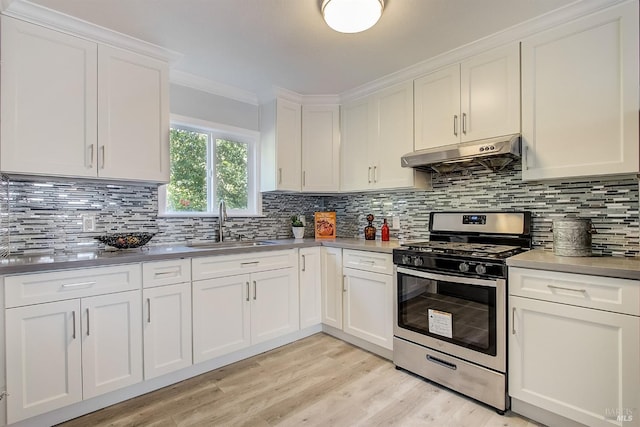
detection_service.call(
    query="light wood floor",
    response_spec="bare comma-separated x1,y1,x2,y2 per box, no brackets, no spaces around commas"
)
57,333,544,427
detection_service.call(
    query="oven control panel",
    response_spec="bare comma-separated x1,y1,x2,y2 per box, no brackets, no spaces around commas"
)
462,214,486,225
394,251,507,279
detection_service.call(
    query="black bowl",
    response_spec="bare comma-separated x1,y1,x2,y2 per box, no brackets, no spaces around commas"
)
94,232,156,249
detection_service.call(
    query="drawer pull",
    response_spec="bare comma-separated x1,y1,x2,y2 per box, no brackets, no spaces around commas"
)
301,255,306,272
547,284,587,294
253,281,257,300
512,307,516,335
62,281,96,289
154,270,179,278
72,311,77,339
241,261,259,267
246,282,250,302
427,354,457,370
147,298,151,323
86,308,90,336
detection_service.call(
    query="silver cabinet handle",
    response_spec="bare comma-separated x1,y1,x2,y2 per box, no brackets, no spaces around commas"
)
373,166,377,183
453,115,458,136
462,113,467,135
86,308,90,336
62,281,96,289
303,171,306,187
547,284,587,294
342,275,347,293
246,282,250,302
99,145,106,169
301,255,306,272
72,310,77,339
511,307,516,335
253,281,257,300
367,166,372,183
87,144,94,168
278,168,282,184
147,298,151,323
427,354,457,370
241,261,259,267
153,270,180,278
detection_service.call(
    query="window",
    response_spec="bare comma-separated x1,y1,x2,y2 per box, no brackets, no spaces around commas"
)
159,118,260,216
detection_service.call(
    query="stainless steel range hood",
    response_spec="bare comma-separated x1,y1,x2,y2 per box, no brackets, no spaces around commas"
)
401,134,521,173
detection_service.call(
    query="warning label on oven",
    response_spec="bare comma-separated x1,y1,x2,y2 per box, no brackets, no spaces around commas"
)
428,309,453,339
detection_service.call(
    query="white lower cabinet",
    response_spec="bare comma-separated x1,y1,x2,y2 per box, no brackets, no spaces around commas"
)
192,251,299,363
509,268,640,427
143,282,192,379
322,248,393,351
299,247,322,329
5,289,142,423
342,267,393,350
321,246,343,329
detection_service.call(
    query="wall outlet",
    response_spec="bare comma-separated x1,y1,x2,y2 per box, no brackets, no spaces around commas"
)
392,216,400,229
82,214,96,232
299,214,306,226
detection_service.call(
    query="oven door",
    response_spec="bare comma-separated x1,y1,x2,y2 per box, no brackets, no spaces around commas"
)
394,266,506,372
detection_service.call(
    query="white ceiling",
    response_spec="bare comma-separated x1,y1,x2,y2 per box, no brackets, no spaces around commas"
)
28,0,578,99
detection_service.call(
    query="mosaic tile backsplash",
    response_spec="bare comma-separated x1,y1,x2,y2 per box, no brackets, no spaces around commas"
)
2,161,639,257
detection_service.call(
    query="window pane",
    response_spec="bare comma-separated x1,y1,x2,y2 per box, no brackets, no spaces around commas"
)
215,139,248,210
167,128,208,212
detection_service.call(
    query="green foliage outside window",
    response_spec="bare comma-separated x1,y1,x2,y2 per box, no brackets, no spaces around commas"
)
167,128,207,212
167,128,250,213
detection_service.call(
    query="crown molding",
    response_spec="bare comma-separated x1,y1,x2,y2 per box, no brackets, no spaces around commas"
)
340,0,627,102
1,0,182,63
170,70,259,106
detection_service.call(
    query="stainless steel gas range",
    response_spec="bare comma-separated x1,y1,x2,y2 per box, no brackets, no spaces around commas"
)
392,211,532,413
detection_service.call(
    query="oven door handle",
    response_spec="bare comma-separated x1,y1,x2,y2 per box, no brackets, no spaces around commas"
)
396,266,500,288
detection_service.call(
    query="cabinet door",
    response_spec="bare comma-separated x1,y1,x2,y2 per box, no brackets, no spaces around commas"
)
373,81,415,190
97,44,170,182
143,283,192,380
81,291,143,399
302,105,340,192
275,98,302,191
509,295,640,427
460,43,520,142
5,300,82,423
321,247,343,329
340,97,373,191
414,64,461,150
251,268,299,345
299,247,322,329
0,16,98,178
521,1,639,181
192,275,251,363
342,268,393,350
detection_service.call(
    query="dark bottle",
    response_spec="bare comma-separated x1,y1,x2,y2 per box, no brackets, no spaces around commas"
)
364,214,376,240
381,219,390,241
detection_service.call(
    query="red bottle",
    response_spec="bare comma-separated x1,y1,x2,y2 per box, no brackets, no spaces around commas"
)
381,218,390,241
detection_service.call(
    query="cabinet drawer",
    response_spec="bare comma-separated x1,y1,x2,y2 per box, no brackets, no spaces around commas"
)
143,258,191,288
192,250,297,281
509,267,640,316
5,264,141,308
343,249,393,275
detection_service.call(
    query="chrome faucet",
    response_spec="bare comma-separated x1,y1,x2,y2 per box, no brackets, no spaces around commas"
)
218,199,227,242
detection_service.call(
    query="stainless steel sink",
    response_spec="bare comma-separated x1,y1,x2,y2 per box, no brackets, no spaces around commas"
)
187,240,277,250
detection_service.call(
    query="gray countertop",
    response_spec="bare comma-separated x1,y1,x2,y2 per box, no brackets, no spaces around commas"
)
0,238,400,275
507,249,640,280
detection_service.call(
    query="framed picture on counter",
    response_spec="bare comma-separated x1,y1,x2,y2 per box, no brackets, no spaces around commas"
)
314,212,336,239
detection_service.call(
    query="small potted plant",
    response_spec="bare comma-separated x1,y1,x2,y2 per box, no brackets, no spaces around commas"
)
291,215,305,239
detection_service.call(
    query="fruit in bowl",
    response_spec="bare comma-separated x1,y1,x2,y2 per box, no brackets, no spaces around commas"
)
94,232,156,249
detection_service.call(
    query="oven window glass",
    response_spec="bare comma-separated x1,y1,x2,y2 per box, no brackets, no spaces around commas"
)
397,271,496,355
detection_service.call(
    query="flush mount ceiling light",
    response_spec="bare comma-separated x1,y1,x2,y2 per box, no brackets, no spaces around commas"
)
322,0,384,34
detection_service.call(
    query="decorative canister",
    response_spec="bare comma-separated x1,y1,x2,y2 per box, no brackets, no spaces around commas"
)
552,218,594,257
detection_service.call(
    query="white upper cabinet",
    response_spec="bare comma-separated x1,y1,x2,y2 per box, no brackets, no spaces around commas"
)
260,97,302,191
302,105,340,192
0,16,98,178
521,0,639,181
0,16,170,183
341,82,429,192
415,43,520,150
97,45,170,182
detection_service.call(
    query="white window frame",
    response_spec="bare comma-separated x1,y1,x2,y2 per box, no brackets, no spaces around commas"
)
159,114,262,217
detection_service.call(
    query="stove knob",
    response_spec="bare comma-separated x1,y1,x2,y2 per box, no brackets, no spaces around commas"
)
458,262,469,273
413,257,424,267
475,264,487,275
402,255,412,265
